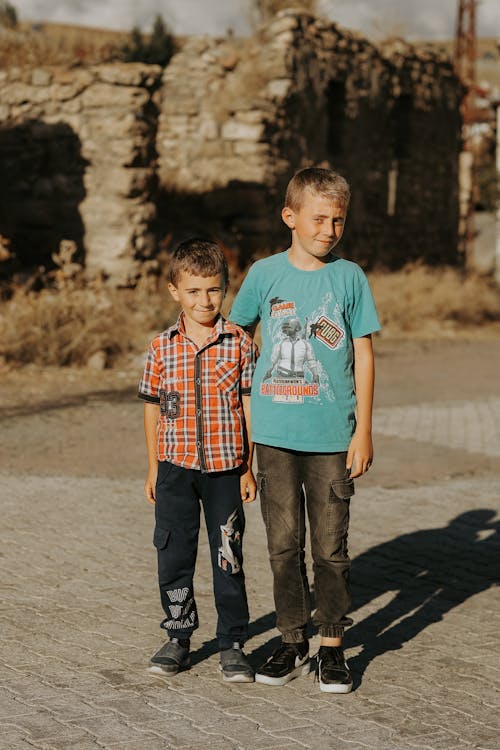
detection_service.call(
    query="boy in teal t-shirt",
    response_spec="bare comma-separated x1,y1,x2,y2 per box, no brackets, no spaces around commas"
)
230,167,381,693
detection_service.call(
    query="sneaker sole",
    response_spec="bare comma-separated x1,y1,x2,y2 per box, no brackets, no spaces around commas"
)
219,668,255,683
319,679,353,694
255,660,311,686
147,657,190,676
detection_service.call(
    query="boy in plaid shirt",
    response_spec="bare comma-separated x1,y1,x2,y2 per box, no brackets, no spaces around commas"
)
138,238,257,682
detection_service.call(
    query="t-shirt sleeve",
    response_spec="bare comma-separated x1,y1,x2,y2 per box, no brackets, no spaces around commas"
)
138,341,162,403
348,267,381,338
230,265,261,328
240,335,258,395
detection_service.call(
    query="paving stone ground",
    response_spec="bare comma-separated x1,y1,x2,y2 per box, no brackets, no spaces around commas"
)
1,339,499,749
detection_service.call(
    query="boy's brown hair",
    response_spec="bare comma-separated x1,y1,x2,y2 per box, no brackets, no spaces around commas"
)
285,167,351,211
168,238,229,287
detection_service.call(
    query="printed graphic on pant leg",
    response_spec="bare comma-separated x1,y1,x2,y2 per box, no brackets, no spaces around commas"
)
218,509,242,575
160,587,198,632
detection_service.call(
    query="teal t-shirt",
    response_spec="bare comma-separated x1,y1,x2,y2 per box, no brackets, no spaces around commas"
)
230,251,381,452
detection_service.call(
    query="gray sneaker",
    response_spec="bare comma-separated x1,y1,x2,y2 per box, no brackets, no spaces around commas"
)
148,638,190,676
219,643,254,683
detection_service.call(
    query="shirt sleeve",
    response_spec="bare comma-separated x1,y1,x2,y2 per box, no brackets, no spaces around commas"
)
230,264,261,328
138,341,162,403
239,334,258,395
348,267,382,339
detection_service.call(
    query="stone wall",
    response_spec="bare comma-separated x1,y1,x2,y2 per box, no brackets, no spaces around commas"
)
0,12,462,282
0,63,162,283
157,12,462,266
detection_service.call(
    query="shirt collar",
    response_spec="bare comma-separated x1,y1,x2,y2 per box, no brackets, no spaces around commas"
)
166,312,231,340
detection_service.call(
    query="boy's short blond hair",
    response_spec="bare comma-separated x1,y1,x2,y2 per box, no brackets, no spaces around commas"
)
285,167,351,211
168,238,229,287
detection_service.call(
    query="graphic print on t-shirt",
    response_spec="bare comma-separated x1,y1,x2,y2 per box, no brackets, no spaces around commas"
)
260,294,345,404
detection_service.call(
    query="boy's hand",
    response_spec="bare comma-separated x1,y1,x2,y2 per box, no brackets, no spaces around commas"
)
346,430,373,478
144,466,158,505
239,466,257,503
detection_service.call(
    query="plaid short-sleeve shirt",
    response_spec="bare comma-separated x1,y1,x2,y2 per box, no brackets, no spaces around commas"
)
138,314,256,473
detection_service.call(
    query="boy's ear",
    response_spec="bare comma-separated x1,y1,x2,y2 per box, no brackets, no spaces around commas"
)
168,282,179,301
282,206,295,230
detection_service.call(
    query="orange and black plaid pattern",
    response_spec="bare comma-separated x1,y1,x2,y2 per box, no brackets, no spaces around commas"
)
138,314,256,472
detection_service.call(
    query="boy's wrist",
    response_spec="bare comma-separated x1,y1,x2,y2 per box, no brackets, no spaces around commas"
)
354,426,372,435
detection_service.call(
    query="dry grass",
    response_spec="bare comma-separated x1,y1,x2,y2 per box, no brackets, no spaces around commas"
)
1,259,499,369
0,22,127,66
0,243,179,367
0,279,175,367
369,263,500,337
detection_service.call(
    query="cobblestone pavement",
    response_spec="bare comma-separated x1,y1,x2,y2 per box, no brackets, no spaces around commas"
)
373,398,500,457
1,341,500,749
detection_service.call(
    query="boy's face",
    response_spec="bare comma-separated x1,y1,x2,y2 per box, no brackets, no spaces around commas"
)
168,271,225,329
282,188,347,261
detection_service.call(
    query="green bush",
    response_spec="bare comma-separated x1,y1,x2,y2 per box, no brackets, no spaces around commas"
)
120,14,176,67
0,1,18,28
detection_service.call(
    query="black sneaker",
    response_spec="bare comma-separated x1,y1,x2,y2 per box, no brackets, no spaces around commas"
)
255,640,310,686
219,643,254,683
148,638,190,676
316,646,353,693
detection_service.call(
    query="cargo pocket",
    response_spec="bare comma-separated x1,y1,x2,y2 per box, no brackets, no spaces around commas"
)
153,526,170,550
331,477,355,501
327,478,354,535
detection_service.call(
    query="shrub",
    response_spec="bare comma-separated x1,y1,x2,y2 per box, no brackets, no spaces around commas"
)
0,1,17,29
120,15,176,67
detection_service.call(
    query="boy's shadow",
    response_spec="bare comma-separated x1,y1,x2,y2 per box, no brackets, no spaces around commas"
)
189,611,279,667
346,509,500,688
190,509,499,682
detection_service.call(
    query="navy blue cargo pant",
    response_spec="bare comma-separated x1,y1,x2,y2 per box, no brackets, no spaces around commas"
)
153,460,249,649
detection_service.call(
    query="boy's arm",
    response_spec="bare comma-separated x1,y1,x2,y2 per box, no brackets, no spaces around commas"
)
347,334,375,479
144,402,160,504
240,394,256,503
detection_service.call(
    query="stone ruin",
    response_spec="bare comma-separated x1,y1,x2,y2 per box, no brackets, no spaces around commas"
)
0,11,462,284
0,64,162,283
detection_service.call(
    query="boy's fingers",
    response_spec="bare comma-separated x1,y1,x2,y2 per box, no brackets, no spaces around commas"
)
145,483,156,504
349,456,372,478
241,478,257,502
348,454,361,478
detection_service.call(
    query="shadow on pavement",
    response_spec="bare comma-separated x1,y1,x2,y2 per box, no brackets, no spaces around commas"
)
192,510,499,680
189,610,278,668
347,509,500,689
